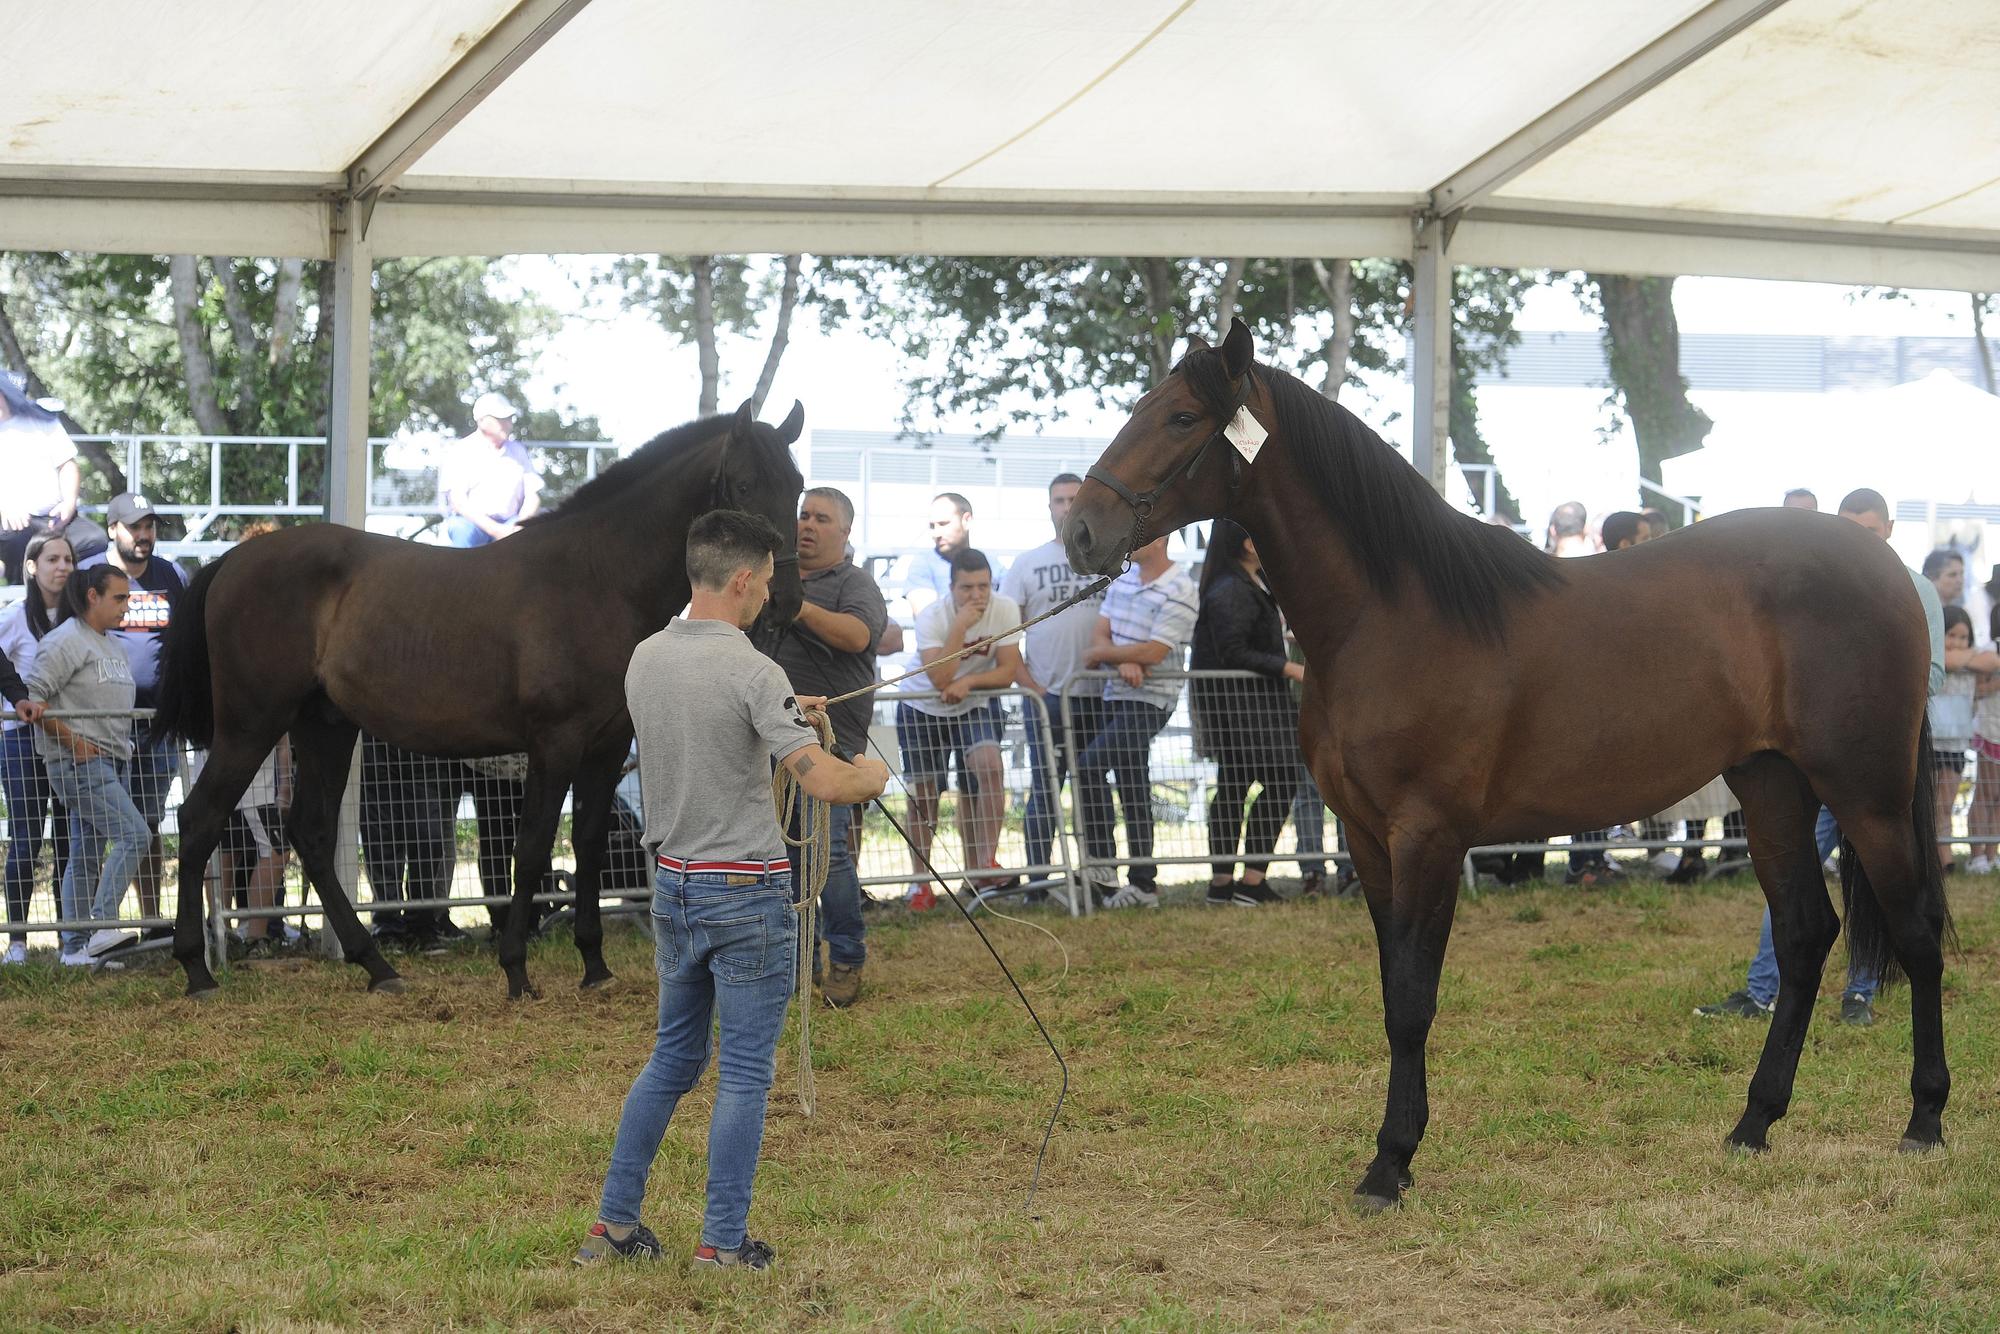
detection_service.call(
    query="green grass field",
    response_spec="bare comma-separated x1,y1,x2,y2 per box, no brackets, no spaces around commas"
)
3,873,1998,1331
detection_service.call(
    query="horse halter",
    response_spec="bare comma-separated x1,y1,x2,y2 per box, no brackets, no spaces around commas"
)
1084,373,1255,550
708,430,799,572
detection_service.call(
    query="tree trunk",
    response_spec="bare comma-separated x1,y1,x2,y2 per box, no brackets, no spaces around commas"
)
1973,292,1996,394
0,287,126,490
168,255,232,436
309,260,336,435
1309,259,1355,401
1593,273,1712,496
749,254,802,413
209,256,261,428
1214,258,1246,337
270,258,306,363
692,257,720,416
1139,258,1179,383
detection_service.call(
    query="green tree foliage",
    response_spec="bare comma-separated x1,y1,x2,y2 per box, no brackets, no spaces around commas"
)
1575,273,1711,512
0,252,598,525
832,256,1533,521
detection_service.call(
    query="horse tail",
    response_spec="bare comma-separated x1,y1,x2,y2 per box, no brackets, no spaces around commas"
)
149,555,226,747
1839,712,1955,989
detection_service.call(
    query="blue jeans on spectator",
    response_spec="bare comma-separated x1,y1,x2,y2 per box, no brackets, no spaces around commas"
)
125,734,177,832
1074,699,1169,889
1025,692,1099,874
599,869,796,1251
1745,805,1876,1006
443,516,495,548
43,754,150,956
1,727,68,946
1292,761,1326,878
812,801,864,969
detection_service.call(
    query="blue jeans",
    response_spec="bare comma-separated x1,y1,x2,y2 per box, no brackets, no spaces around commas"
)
1025,692,1098,872
125,734,177,832
443,516,495,548
43,754,151,955
1745,806,1876,1005
2,727,67,944
600,869,797,1250
804,800,864,969
1074,699,1169,888
1292,762,1326,877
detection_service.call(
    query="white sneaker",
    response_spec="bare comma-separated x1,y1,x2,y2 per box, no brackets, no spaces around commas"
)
1649,851,1682,877
1104,884,1160,910
83,928,134,959
3,942,26,965
59,951,123,971
1968,855,1992,875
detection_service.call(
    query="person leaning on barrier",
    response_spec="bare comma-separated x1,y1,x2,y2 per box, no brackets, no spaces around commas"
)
1076,534,1199,910
1000,473,1107,895
1190,519,1301,908
441,392,542,547
0,532,75,962
764,485,888,1007
578,509,889,1273
24,564,149,970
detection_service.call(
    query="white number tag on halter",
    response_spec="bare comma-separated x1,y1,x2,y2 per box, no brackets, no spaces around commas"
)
1223,406,1266,463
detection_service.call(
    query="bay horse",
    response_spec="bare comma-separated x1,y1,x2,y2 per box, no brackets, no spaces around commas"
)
152,401,806,1001
1064,319,1951,1211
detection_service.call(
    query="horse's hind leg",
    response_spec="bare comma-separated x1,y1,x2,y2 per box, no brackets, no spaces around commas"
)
1723,753,1837,1152
1354,827,1464,1211
569,732,631,991
289,711,403,993
497,756,576,1000
1838,807,1950,1151
174,730,286,998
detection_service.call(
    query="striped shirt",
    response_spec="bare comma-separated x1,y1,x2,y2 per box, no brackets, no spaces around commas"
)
1099,562,1198,709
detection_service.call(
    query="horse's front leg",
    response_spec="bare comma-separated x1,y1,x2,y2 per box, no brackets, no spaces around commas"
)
569,731,631,991
1355,827,1465,1212
498,756,575,1000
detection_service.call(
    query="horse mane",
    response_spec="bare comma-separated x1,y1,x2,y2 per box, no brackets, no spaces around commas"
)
531,413,733,521
1180,350,1564,642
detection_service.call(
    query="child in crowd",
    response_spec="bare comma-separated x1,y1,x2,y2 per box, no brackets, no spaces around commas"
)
1966,606,2000,873
1931,607,1978,873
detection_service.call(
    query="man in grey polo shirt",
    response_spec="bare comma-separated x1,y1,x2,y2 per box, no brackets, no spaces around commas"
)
766,485,887,1008
579,510,888,1273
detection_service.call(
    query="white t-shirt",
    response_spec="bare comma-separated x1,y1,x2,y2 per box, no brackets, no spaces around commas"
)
0,415,77,518
0,600,49,732
890,546,1008,683
1000,537,1103,697
440,434,542,523
907,593,1022,718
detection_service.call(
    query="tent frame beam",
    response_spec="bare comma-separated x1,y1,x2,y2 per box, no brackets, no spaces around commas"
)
1430,0,1791,216
1411,215,1453,496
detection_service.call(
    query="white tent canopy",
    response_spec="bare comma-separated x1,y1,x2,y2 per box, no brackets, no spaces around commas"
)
6,0,1996,519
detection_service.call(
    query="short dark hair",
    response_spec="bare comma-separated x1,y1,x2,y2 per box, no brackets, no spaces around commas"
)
1783,487,1817,506
1048,473,1082,493
948,547,991,584
686,510,784,591
1943,605,1974,642
1922,548,1964,580
934,492,972,516
1837,488,1891,523
1548,501,1587,539
802,485,854,529
58,563,128,627
1600,511,1643,550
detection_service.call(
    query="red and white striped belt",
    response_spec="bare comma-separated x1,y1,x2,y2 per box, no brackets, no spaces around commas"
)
655,854,791,875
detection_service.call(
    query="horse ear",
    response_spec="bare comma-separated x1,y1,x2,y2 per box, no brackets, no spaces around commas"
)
1221,317,1255,380
1184,332,1211,355
732,399,756,433
777,399,805,445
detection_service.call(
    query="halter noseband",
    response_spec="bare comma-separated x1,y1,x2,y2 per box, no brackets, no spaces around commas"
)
1084,373,1254,550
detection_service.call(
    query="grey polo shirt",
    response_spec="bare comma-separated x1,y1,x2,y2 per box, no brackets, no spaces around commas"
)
767,559,887,757
627,617,818,864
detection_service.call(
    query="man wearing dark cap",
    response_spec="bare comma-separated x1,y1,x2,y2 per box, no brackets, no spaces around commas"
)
81,492,186,931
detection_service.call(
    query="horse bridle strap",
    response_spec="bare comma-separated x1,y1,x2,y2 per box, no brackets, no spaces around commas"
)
1084,374,1254,545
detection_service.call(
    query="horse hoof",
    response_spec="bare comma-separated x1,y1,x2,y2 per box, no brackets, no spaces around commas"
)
1725,1137,1769,1156
369,975,408,996
185,985,221,1005
1898,1136,1944,1156
1352,1192,1401,1216
579,971,616,993
508,982,542,1002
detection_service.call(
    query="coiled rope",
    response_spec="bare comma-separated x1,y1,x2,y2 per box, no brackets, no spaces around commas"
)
772,707,835,1115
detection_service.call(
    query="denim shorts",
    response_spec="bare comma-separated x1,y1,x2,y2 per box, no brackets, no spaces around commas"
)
895,701,1002,787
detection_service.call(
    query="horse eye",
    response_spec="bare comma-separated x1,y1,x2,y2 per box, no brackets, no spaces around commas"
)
1170,412,1198,428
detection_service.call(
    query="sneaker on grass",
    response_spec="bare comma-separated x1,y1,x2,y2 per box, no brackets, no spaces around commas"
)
1841,991,1875,1027
3,942,26,965
574,1221,663,1265
84,928,133,958
1207,881,1281,907
1694,989,1773,1020
694,1238,775,1271
58,952,124,971
1104,884,1159,910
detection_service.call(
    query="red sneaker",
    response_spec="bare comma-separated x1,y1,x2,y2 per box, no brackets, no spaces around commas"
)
905,882,937,912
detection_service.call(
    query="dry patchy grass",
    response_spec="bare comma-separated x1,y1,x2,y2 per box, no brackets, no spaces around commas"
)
3,875,1999,1330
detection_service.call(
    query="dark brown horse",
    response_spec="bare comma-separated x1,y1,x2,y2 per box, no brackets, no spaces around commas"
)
152,401,806,1000
1065,319,1951,1211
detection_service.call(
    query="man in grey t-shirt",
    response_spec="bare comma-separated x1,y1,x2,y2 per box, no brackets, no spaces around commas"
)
583,510,887,1274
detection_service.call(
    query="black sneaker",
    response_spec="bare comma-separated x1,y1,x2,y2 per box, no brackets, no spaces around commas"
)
1564,859,1627,888
1694,989,1774,1020
693,1238,775,1271
1236,881,1285,905
1841,991,1875,1027
575,1221,663,1265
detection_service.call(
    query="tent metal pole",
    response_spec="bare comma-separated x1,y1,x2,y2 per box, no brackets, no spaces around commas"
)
1411,214,1452,495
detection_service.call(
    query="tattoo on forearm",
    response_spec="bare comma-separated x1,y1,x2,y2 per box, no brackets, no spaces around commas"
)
793,753,816,776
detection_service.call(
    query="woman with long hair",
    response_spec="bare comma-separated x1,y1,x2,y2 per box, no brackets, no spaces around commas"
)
0,531,74,960
1190,518,1303,907
25,563,152,966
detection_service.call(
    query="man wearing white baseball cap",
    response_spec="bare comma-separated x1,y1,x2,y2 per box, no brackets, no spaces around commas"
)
441,391,543,547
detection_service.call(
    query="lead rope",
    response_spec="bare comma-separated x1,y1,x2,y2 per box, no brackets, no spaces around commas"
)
773,707,835,1115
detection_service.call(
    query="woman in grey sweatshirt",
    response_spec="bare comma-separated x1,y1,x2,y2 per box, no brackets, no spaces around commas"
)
26,565,151,963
